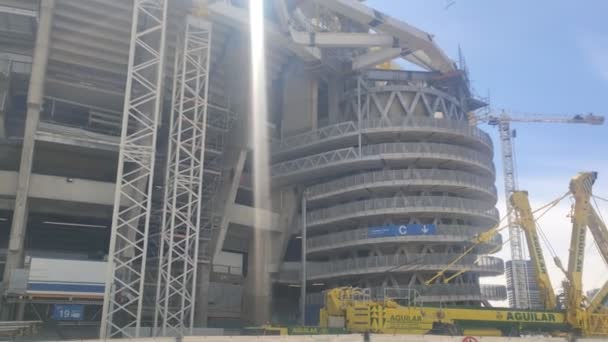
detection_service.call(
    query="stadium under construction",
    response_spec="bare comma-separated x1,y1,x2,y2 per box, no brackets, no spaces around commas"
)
0,0,520,339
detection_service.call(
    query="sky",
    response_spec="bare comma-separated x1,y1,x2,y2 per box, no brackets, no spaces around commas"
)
367,0,608,302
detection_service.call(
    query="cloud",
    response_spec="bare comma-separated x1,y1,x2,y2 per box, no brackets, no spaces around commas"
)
578,33,608,82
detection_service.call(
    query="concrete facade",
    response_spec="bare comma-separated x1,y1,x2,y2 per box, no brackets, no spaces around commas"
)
0,0,505,337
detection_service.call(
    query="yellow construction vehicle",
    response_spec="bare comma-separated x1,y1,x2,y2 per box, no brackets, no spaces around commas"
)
319,171,608,337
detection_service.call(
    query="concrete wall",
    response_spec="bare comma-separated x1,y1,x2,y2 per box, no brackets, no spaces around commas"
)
281,62,318,137
226,204,280,231
0,170,114,205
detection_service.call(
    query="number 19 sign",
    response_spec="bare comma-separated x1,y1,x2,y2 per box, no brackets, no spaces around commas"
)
52,304,84,321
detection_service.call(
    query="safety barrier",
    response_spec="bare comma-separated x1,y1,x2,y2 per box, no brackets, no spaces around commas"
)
306,168,496,202
271,116,492,156
306,196,499,228
305,254,504,279
307,225,502,253
271,142,495,179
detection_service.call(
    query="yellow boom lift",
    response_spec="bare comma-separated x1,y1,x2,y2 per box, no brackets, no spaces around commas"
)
320,172,608,337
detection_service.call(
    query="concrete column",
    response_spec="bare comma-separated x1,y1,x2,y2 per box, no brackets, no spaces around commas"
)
1,0,55,315
194,263,211,327
193,149,247,327
243,229,272,325
327,76,342,124
281,62,318,136
0,63,7,139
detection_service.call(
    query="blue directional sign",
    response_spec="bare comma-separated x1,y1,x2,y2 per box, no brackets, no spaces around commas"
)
367,224,436,238
52,304,84,321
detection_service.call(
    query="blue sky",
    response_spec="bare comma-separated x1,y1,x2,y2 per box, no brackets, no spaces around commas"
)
367,0,608,297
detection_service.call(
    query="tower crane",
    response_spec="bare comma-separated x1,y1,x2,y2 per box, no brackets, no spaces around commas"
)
472,111,605,309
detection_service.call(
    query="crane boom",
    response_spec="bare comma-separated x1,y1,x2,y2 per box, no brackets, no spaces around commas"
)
566,172,596,331
474,111,605,309
483,112,605,126
510,191,557,310
587,206,608,313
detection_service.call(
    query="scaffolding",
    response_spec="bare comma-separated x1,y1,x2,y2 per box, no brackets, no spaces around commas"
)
154,17,212,336
100,0,168,338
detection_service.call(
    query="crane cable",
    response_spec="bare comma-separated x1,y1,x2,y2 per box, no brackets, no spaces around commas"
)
361,191,570,287
427,190,568,286
592,195,606,225
593,194,608,203
373,209,516,287
424,211,512,285
531,192,570,260
590,195,607,261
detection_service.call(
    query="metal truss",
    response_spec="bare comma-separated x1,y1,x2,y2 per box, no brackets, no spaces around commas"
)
271,142,494,179
100,0,168,338
273,121,357,153
350,85,465,122
155,17,212,336
499,119,530,309
271,147,360,177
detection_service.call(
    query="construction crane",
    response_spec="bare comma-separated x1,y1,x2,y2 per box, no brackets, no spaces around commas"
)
319,171,608,337
473,110,605,309
510,190,558,310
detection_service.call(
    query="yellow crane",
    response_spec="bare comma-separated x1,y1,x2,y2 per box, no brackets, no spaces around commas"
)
473,110,604,309
320,171,608,337
510,190,557,310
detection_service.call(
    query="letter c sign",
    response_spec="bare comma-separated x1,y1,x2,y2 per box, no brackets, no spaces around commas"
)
398,225,407,235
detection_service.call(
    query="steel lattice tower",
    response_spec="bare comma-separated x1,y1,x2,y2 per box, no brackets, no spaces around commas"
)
100,0,168,338
154,17,212,336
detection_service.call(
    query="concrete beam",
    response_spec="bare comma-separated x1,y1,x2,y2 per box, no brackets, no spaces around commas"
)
289,28,395,48
352,48,402,70
213,150,247,259
309,0,456,73
226,204,280,232
2,0,56,315
36,122,119,152
207,2,321,62
0,171,115,205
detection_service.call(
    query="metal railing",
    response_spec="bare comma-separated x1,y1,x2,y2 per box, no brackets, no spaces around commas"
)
306,168,497,201
273,121,358,152
306,196,499,227
272,116,492,155
359,116,492,148
306,225,503,251
40,96,123,136
274,254,505,283
306,254,504,279
305,284,507,305
361,143,493,171
212,264,243,276
271,142,495,178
